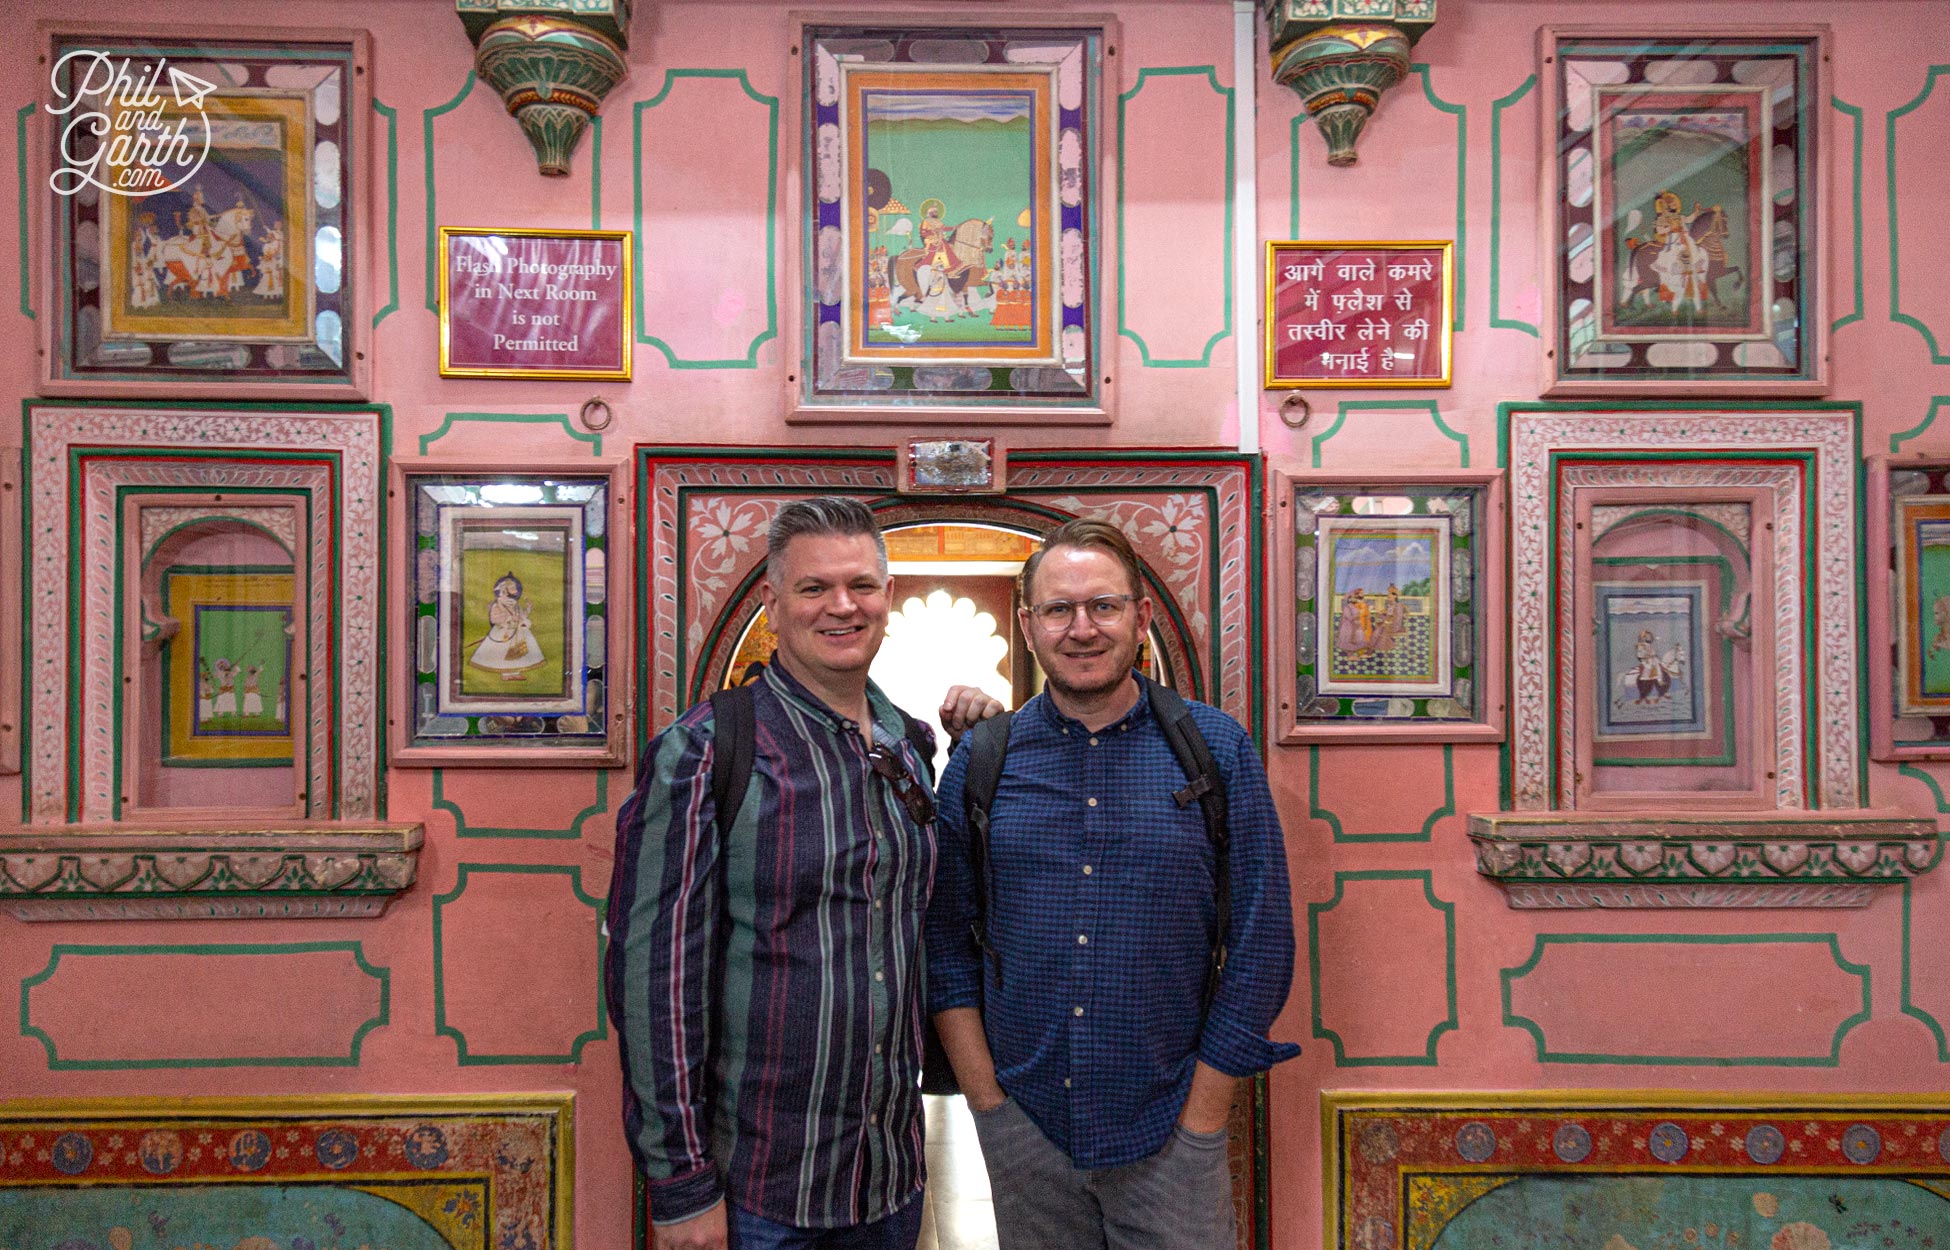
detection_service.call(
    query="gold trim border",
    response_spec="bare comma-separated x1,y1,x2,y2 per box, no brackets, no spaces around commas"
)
437,225,634,380
1323,1089,1950,1250
1264,240,1454,390
0,1092,573,1249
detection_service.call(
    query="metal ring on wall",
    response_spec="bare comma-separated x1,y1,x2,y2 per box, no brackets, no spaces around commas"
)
1279,392,1312,430
580,397,613,433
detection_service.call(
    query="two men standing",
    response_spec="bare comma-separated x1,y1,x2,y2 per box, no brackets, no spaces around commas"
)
608,501,1298,1250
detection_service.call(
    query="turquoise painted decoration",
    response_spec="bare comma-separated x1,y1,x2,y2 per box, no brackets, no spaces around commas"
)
1264,0,1436,166
457,3,630,177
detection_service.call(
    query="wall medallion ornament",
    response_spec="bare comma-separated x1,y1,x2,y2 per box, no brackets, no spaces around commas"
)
456,1,631,177
1263,1,1437,167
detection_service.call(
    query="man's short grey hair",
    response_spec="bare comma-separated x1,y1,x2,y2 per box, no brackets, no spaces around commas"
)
765,497,888,585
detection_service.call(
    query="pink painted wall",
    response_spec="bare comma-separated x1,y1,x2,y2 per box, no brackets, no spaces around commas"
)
1,2,1948,1248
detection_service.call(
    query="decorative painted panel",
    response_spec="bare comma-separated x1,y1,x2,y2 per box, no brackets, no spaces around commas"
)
0,1095,571,1249
636,449,1257,732
1326,1093,1950,1250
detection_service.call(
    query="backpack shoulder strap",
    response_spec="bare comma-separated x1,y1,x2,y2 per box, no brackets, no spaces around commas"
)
1141,676,1232,991
899,712,937,787
708,684,757,834
957,708,1014,982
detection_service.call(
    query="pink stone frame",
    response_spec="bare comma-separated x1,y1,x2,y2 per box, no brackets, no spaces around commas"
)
386,458,633,770
33,23,375,400
0,450,18,775
1271,469,1507,745
781,10,1120,425
1536,25,1832,397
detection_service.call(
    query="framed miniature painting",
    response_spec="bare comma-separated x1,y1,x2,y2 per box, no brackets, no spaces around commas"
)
157,566,298,769
1275,471,1505,744
392,462,628,767
789,20,1114,423
1539,27,1828,396
1264,241,1453,388
38,27,372,399
1868,457,1950,759
438,227,633,380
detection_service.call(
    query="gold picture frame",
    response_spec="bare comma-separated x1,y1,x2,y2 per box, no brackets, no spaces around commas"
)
437,226,634,381
1264,240,1454,389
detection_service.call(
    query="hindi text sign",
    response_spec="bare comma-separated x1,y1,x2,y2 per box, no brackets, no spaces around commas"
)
440,227,632,380
1265,241,1453,388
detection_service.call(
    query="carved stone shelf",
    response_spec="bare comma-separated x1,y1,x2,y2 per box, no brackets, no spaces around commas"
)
1468,810,1941,909
0,823,424,921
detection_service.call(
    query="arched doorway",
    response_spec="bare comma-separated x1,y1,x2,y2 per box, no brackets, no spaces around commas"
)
634,446,1267,1249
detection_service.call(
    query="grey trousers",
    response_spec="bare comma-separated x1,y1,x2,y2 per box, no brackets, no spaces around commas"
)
969,1098,1235,1250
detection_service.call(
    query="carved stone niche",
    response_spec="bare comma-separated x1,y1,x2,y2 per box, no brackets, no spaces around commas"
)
13,403,421,920
1469,811,1941,910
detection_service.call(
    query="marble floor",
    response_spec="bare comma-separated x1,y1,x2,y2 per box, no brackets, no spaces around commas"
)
916,1094,1000,1250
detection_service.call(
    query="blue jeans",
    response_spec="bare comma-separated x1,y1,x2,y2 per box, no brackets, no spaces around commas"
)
728,1198,924,1250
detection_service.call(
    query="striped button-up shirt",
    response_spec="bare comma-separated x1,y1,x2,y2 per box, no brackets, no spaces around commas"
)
925,686,1300,1169
606,662,935,1228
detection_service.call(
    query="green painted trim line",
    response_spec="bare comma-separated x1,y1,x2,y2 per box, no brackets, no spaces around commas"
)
1288,112,1307,239
1310,745,1453,842
418,411,600,456
1488,76,1539,337
15,102,33,320
1409,64,1466,332
1307,870,1458,1067
433,769,609,839
422,72,477,313
634,70,779,368
431,863,609,1066
21,942,388,1070
372,98,401,327
1890,397,1950,454
1899,763,1950,812
1832,97,1865,332
1501,933,1871,1066
1118,66,1235,368
1311,400,1469,468
1887,66,1950,362
1900,880,1950,1062
590,113,603,229
375,404,395,817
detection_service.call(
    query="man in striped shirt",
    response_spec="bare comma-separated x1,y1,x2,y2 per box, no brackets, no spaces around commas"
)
606,497,998,1250
927,519,1301,1250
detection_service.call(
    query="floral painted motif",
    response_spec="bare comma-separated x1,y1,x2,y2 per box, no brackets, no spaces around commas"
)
644,457,1253,730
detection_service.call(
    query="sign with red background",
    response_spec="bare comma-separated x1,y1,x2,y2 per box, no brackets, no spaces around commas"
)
440,228,632,379
1266,242,1452,388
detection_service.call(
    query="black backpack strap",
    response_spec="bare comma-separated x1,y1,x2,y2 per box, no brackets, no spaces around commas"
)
958,709,1014,984
1140,676,1231,1001
708,684,757,833
899,713,937,787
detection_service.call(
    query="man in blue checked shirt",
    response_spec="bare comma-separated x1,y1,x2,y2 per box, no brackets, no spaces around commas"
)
926,518,1301,1250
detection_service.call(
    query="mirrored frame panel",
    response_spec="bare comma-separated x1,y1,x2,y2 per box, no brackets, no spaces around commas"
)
389,460,630,769
1273,471,1506,744
36,25,372,399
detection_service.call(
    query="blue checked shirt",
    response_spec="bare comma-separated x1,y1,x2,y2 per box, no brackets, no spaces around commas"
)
925,683,1300,1169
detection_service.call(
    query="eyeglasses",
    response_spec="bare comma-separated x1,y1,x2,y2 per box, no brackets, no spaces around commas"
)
1024,593,1136,632
865,745,936,827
